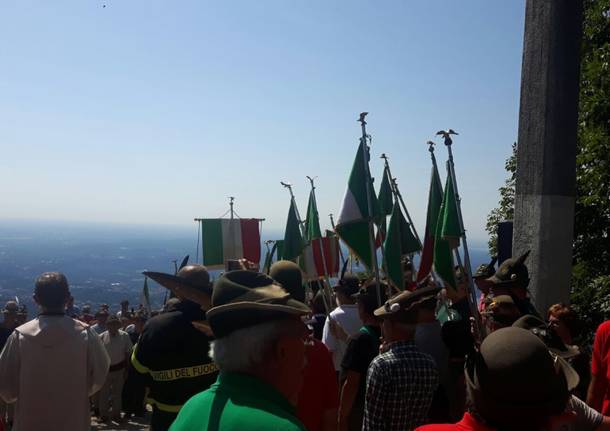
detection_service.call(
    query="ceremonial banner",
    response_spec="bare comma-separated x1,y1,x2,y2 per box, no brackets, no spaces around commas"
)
417,155,444,281
282,200,305,261
304,188,322,241
201,218,261,268
399,209,421,255
439,172,462,249
335,140,380,270
433,174,458,290
384,201,404,289
301,235,340,281
378,165,394,216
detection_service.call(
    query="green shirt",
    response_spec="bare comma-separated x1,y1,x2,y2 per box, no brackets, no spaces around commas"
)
169,372,306,431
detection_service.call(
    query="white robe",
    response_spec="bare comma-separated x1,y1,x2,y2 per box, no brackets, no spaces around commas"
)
0,315,110,431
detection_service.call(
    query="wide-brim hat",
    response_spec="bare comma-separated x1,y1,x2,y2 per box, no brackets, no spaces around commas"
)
2,301,19,315
473,257,498,279
486,251,530,288
465,327,578,423
144,264,213,295
512,315,580,359
334,273,360,296
374,286,440,318
207,270,310,338
269,260,305,303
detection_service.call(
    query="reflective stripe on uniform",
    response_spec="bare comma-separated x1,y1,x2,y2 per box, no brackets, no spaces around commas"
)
150,363,219,382
147,397,183,413
130,344,150,374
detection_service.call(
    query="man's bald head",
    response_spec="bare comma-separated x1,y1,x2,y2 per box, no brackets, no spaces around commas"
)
34,272,70,310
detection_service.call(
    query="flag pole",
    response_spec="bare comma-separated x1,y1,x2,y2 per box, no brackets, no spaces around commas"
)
437,129,482,338
229,196,235,220
380,153,423,250
329,213,347,266
306,176,335,314
358,112,382,305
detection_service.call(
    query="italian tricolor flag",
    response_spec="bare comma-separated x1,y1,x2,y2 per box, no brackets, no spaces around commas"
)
201,219,261,269
335,139,379,270
301,236,341,281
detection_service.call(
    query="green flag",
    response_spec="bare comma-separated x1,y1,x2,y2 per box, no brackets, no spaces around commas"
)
433,174,457,290
275,240,285,260
378,166,393,216
417,152,444,282
439,172,462,249
304,188,322,241
399,209,421,254
283,199,304,261
384,200,404,290
335,140,380,270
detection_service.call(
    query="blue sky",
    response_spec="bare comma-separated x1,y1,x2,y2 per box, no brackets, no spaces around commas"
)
0,1,525,244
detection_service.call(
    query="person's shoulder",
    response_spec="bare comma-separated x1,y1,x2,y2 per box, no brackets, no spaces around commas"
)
410,347,438,368
170,389,215,430
183,387,215,407
142,311,179,333
14,319,39,335
369,351,390,369
597,320,610,336
347,329,374,349
329,307,342,318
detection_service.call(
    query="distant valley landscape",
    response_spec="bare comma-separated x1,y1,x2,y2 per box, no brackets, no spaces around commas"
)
0,219,492,316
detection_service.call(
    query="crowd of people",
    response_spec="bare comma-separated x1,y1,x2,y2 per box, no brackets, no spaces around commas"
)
1,253,610,431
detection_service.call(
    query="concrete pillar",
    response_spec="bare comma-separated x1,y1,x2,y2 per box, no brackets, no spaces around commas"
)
513,0,583,314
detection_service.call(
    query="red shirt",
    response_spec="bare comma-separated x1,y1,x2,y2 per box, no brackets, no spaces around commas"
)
415,412,494,431
591,320,610,414
297,339,339,431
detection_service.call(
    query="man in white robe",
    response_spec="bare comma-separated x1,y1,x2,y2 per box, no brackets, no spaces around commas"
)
0,272,110,431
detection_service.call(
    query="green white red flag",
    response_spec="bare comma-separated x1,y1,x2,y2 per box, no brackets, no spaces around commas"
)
201,219,261,269
301,235,340,281
335,139,380,270
302,187,339,279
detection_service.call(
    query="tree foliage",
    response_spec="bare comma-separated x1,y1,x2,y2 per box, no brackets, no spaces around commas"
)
485,143,516,256
571,0,610,337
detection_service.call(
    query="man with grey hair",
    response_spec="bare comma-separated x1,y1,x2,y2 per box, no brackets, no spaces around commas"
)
170,270,311,431
0,272,110,431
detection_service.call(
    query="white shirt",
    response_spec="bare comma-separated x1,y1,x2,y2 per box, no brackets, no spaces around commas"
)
322,304,362,370
0,315,110,431
100,330,133,366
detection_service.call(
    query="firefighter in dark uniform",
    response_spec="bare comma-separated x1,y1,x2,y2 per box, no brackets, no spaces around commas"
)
132,265,218,431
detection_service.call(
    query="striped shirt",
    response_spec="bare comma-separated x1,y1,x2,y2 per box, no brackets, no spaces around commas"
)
364,340,439,431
